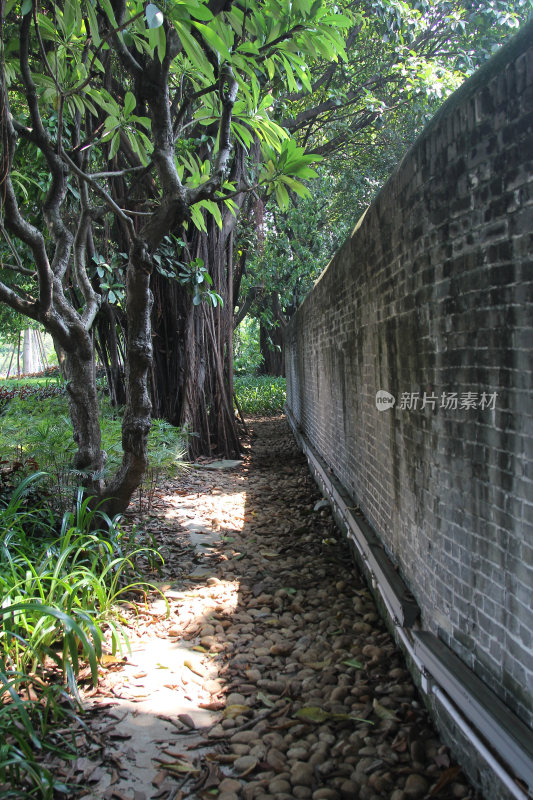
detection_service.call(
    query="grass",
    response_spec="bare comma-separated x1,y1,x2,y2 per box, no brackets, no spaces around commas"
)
234,374,286,416
0,393,188,512
0,473,164,798
0,374,186,796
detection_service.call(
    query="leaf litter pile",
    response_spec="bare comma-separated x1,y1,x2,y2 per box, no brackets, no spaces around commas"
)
66,416,480,800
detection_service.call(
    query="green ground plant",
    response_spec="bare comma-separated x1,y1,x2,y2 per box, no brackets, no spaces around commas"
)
0,473,164,798
234,375,287,416
0,393,188,511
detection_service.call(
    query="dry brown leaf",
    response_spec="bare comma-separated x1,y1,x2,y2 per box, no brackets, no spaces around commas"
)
198,700,225,711
152,769,169,788
429,765,462,796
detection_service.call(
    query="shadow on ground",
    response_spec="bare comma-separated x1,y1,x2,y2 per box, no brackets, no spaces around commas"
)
74,417,478,800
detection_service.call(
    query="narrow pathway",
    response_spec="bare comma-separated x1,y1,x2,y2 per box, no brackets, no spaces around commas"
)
74,417,478,800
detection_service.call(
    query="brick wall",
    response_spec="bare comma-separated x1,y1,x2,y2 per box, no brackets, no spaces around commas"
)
286,21,533,728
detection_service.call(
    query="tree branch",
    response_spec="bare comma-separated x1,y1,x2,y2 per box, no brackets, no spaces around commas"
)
19,14,74,282
74,183,102,329
61,149,135,235
234,286,262,328
0,220,35,276
0,279,40,320
212,65,238,180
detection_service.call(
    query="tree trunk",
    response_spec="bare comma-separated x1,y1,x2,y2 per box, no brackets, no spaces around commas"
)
259,322,284,376
62,339,105,487
102,240,153,515
151,223,241,459
96,303,126,407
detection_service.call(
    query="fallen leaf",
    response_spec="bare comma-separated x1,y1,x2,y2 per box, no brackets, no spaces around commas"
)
372,699,400,721
101,654,126,667
293,706,349,724
429,765,462,795
205,753,239,764
434,752,451,768
342,658,364,669
152,770,169,788
260,550,281,560
257,691,275,707
223,704,250,719
184,659,205,677
157,760,200,775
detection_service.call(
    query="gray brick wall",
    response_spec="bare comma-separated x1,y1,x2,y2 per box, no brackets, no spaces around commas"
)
286,21,533,726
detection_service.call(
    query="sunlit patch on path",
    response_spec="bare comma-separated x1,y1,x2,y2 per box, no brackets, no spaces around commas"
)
76,417,477,800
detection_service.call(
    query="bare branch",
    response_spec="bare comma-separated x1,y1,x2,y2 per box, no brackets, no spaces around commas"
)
73,183,101,330
19,14,74,282
61,150,135,235
66,7,148,95
89,166,146,179
0,103,54,314
186,67,238,206
173,82,218,139
285,23,362,103
0,262,35,275
0,279,40,320
0,220,35,276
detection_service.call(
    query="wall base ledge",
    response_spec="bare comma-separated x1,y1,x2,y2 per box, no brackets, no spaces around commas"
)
285,406,533,800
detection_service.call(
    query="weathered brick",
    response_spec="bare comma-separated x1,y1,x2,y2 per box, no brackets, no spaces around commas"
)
285,17,533,750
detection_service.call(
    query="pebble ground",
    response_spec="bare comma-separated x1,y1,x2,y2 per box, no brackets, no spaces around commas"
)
82,416,481,800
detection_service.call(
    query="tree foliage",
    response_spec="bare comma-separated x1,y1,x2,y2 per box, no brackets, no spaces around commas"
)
1,0,531,492
0,0,350,510
235,0,532,372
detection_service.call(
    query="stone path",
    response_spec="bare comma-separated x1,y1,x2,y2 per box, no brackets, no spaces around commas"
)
75,417,479,800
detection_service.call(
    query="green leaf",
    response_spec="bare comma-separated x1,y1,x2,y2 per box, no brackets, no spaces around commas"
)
146,2,164,29
342,658,364,669
274,183,290,208
372,699,400,720
279,175,310,198
191,21,232,61
257,691,275,707
199,199,222,228
231,121,254,149
156,23,167,62
104,115,119,131
187,2,214,22
98,0,118,27
293,706,352,724
123,91,136,117
176,22,215,79
21,0,32,15
85,0,102,45
109,132,120,160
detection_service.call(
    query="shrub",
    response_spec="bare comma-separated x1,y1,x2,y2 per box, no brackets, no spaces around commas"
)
234,374,286,415
233,317,263,375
